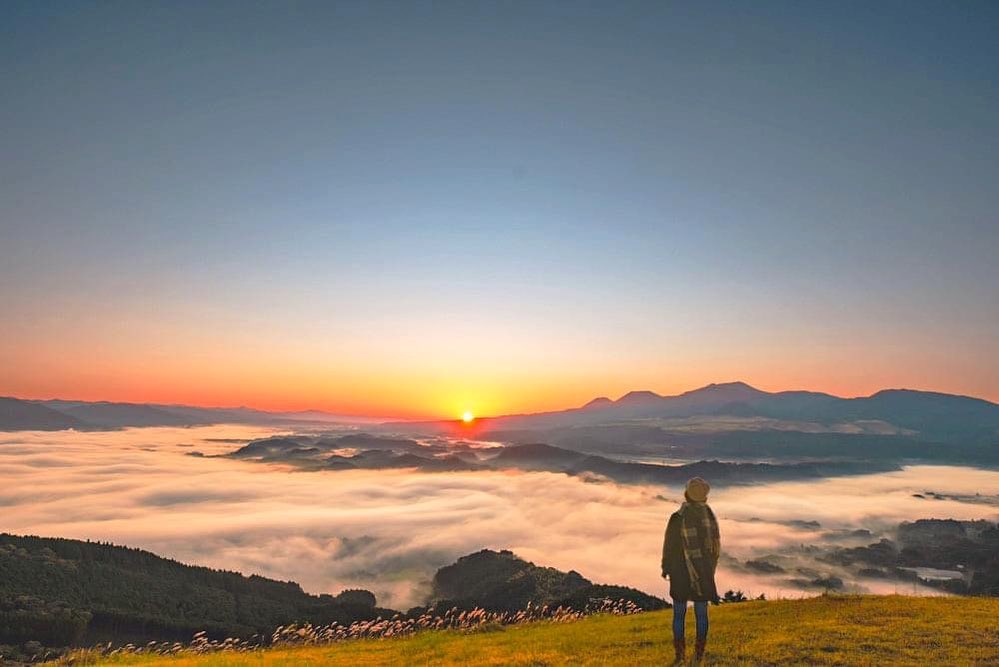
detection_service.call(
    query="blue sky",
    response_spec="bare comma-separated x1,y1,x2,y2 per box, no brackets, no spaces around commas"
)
2,1,997,414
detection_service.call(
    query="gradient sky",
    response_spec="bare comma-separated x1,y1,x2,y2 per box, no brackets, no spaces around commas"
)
2,1,997,418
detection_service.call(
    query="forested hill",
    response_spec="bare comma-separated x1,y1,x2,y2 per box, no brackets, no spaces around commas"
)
0,534,388,648
428,549,665,613
1,536,668,661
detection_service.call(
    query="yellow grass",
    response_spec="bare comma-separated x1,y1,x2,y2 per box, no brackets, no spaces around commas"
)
61,595,999,666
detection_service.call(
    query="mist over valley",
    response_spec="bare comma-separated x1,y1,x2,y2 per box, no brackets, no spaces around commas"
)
3,380,996,613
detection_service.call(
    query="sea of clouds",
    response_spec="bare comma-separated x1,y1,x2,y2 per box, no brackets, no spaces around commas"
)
2,426,997,609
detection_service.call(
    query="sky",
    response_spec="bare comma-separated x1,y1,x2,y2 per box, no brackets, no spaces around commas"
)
2,1,997,418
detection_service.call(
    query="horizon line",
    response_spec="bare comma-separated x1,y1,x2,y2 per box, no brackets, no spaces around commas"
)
5,379,996,423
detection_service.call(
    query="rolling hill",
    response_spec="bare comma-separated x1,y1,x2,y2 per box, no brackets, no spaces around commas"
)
225,436,899,483
0,534,390,648
0,536,660,656
427,549,664,614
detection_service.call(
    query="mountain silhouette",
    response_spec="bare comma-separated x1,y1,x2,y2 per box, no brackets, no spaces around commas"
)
3,383,998,446
580,396,613,410
57,401,198,428
472,382,999,445
0,397,88,431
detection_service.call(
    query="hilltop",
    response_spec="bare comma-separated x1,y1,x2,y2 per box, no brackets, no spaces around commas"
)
60,596,999,666
426,549,664,613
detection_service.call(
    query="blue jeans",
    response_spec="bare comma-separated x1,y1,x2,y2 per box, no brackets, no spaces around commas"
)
672,599,708,641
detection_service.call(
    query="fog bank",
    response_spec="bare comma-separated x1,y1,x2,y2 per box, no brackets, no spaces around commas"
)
2,426,996,608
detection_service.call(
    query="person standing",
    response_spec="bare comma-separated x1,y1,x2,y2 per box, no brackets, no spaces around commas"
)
661,477,720,664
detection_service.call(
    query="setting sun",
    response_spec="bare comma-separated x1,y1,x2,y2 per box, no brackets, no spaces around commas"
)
462,411,474,423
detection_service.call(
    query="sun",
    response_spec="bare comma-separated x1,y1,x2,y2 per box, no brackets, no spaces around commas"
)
461,411,474,423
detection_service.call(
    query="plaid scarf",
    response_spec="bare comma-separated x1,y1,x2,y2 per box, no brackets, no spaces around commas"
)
678,501,720,598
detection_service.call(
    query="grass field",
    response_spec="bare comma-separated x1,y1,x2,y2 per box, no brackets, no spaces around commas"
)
61,595,999,666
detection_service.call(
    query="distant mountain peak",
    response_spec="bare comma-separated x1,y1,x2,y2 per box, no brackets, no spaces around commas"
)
870,388,945,398
683,381,767,398
581,397,613,410
615,390,664,405
703,380,760,391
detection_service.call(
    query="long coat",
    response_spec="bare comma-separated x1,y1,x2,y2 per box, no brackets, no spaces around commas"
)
661,506,720,602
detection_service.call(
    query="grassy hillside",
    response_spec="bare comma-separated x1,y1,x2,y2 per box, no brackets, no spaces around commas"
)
63,596,999,666
0,534,388,647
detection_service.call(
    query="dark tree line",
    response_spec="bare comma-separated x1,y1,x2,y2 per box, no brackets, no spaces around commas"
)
0,534,387,649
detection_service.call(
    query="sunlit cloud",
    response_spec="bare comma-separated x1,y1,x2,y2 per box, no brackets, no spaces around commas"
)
1,426,996,608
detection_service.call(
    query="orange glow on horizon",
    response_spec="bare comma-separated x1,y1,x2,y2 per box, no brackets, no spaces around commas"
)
3,284,998,417
3,327,998,419
4,366,999,421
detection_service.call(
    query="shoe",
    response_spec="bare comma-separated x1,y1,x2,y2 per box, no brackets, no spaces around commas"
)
694,637,706,661
673,637,686,664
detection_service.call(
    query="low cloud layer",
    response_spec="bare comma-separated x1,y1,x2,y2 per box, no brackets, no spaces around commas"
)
2,426,996,608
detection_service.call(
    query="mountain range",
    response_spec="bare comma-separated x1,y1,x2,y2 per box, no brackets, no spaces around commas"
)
0,397,375,431
481,381,991,425
2,382,998,447
461,382,999,447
